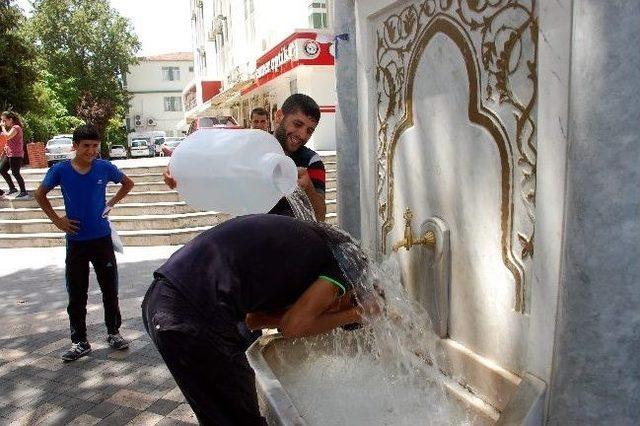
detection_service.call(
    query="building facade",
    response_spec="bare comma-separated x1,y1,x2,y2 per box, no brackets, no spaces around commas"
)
126,53,195,137
184,0,337,150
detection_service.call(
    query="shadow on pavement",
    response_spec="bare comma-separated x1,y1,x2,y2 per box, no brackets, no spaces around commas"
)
0,257,198,424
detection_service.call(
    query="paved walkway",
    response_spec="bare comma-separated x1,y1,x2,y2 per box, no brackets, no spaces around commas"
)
0,246,200,425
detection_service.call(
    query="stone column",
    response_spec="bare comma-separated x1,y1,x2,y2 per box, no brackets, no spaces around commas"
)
333,0,361,238
547,1,640,424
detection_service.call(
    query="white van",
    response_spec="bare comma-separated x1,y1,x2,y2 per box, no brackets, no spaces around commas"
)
127,131,166,157
130,139,152,158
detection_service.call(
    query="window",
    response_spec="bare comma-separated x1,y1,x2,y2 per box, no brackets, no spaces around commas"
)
164,96,183,112
308,12,327,29
189,66,194,72
244,0,254,15
308,0,327,28
245,0,255,46
162,66,181,81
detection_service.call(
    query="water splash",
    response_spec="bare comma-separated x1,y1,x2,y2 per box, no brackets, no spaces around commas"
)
268,244,481,424
274,189,479,424
285,187,316,221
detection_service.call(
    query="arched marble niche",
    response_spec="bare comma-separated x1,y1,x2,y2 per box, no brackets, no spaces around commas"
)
376,2,537,313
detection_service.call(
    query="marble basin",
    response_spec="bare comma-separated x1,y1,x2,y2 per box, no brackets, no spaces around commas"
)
247,334,546,425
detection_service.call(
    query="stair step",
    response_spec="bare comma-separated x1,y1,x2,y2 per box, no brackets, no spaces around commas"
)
0,211,231,234
18,155,336,179
0,200,334,225
3,154,339,247
12,182,172,196
14,169,338,184
19,164,170,179
326,212,337,225
0,189,334,208
0,178,336,195
0,191,182,208
0,212,339,247
0,201,197,220
0,226,215,248
0,172,168,187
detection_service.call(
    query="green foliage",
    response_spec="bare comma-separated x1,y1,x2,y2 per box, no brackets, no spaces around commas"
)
0,0,39,112
32,71,68,118
105,117,127,147
18,70,86,142
37,70,80,116
29,0,140,137
22,111,56,142
53,115,84,134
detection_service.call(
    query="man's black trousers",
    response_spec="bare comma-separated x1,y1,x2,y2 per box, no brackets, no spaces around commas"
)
66,235,121,343
142,277,267,426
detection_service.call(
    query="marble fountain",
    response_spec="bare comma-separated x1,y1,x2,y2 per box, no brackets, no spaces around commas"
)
248,0,640,424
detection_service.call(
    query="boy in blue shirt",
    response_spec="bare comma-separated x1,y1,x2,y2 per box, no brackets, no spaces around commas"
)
35,124,135,361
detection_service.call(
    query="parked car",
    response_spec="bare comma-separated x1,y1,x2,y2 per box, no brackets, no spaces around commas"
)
160,139,183,156
186,116,241,135
45,135,74,167
130,139,152,157
109,144,127,159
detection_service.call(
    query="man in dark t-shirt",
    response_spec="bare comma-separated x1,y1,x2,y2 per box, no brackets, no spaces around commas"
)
141,214,375,425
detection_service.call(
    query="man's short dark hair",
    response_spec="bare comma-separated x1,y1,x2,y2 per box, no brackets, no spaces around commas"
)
73,124,100,144
250,107,269,119
281,94,320,123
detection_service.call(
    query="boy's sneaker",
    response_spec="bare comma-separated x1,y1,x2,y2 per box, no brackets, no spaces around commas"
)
6,189,17,196
15,191,30,199
107,333,129,350
61,341,91,362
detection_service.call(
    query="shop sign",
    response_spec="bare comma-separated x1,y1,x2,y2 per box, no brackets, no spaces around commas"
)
255,41,299,79
303,40,319,57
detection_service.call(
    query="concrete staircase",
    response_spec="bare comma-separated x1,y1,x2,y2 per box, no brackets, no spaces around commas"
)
0,154,337,248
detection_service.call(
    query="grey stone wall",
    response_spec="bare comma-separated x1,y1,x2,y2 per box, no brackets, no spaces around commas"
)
334,0,361,239
548,1,640,423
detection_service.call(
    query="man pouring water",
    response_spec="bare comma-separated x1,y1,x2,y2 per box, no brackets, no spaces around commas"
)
163,93,328,221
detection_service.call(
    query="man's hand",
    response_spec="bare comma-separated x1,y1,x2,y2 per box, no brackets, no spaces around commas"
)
53,216,79,234
327,290,356,312
163,167,177,189
357,291,383,317
279,279,361,338
297,167,313,192
297,167,326,221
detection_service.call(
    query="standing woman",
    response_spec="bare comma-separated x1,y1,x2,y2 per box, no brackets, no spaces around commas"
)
0,111,28,198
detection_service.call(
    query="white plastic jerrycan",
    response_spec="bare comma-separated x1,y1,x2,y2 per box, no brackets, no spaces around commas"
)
169,128,298,215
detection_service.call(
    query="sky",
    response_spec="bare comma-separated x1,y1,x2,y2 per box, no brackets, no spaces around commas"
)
16,0,193,57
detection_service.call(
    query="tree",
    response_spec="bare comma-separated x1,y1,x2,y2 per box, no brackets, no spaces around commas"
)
105,114,128,148
20,70,84,142
29,0,140,138
0,0,38,112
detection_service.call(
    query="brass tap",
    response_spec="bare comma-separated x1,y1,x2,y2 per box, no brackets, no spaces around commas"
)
392,208,436,252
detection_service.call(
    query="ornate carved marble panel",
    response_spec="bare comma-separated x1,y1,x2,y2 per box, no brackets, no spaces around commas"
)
375,0,538,311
